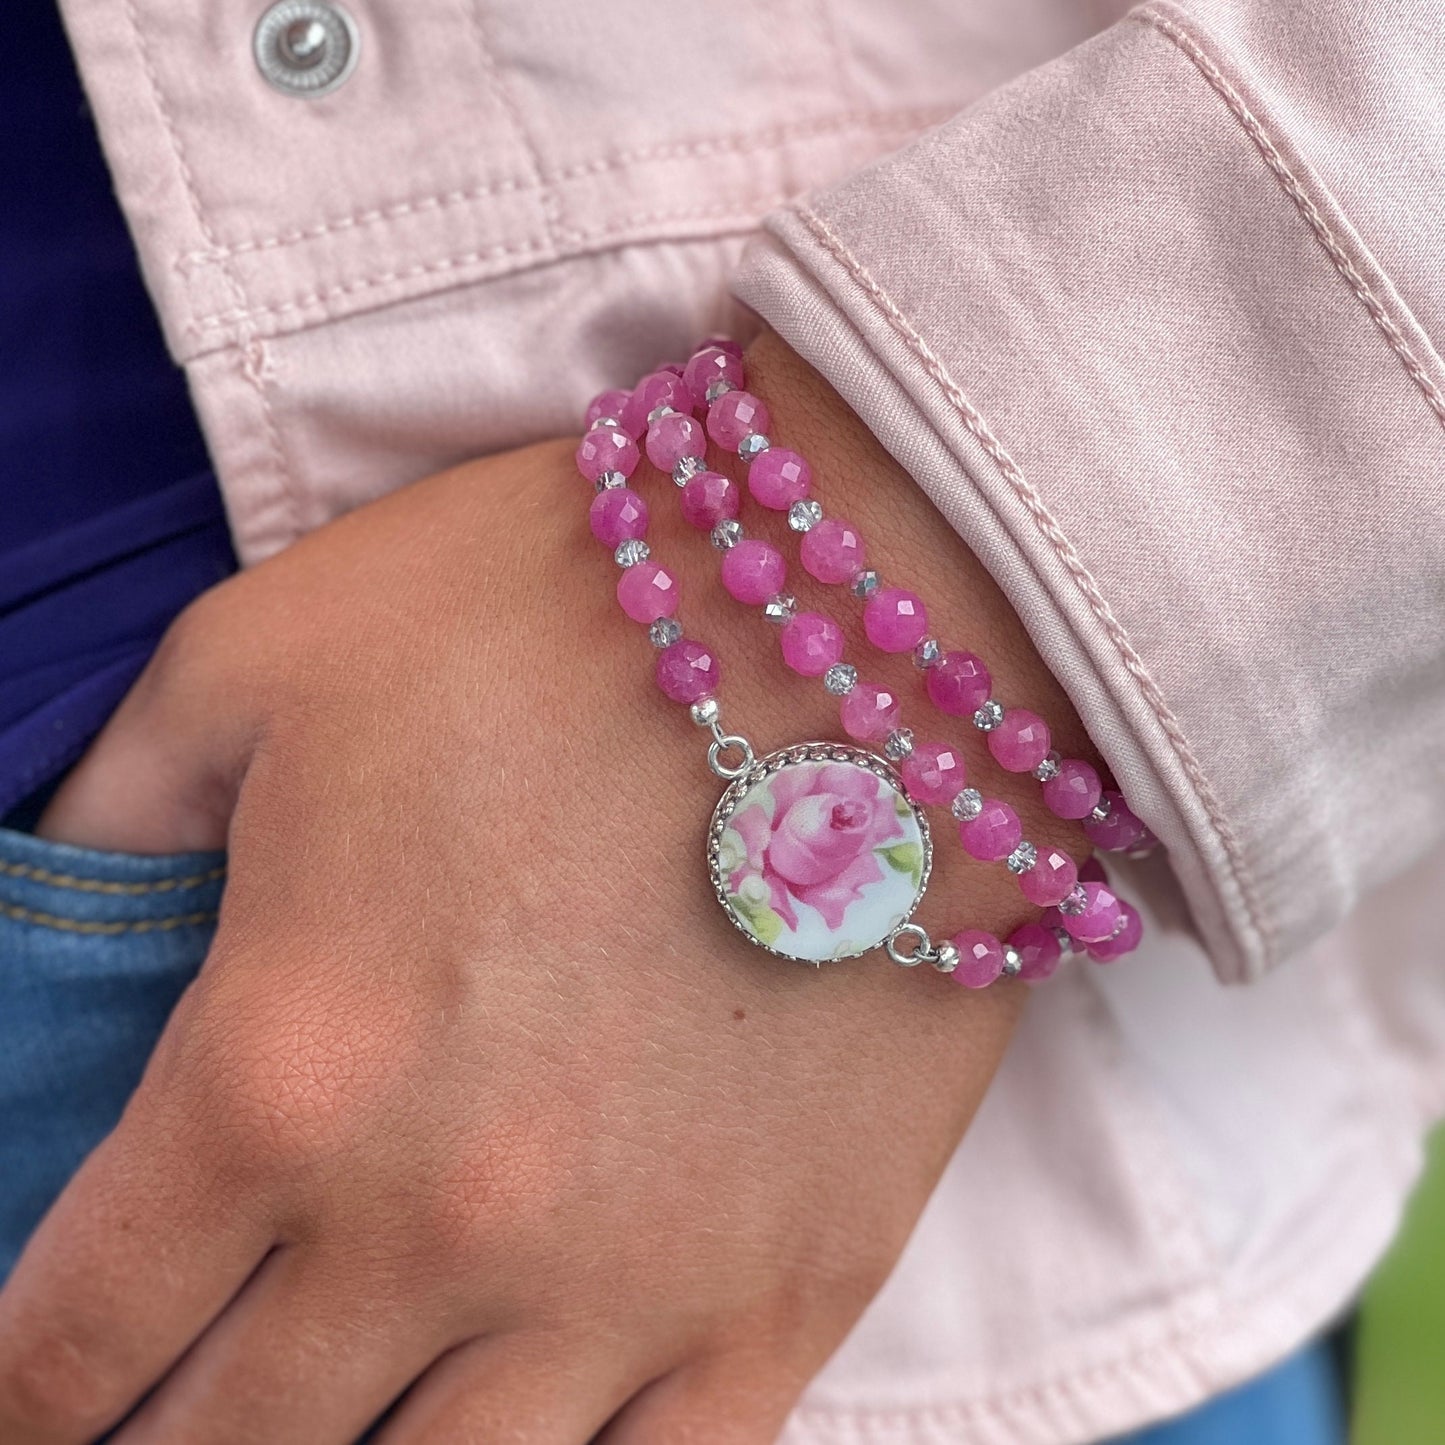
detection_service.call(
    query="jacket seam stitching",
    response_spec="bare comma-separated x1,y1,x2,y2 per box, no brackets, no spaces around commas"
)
1135,4,1445,430
793,203,1274,970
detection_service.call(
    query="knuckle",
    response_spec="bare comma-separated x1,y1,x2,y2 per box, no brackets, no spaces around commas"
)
0,1330,118,1439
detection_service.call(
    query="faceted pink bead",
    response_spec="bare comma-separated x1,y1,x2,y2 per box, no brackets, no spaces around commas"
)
588,487,648,548
657,361,685,378
678,471,740,530
682,346,746,410
779,612,845,676
899,742,966,806
926,651,992,717
701,334,745,359
1017,847,1078,907
957,799,1022,861
839,682,901,742
747,448,812,510
622,370,693,435
864,587,929,653
645,412,706,472
1078,855,1110,885
707,389,771,451
1082,790,1151,853
1087,902,1144,962
616,561,679,624
655,638,721,704
987,708,1052,773
584,387,631,431
1042,758,1103,820
720,538,786,605
1060,881,1124,944
800,517,866,584
575,426,639,483
950,930,1005,989
1008,922,1063,983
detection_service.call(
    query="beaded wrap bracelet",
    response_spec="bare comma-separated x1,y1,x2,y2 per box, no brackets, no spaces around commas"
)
577,341,1152,987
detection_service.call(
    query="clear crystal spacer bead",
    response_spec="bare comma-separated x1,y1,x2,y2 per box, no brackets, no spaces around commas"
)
1006,841,1038,874
823,663,858,696
973,699,1004,731
615,538,650,568
1051,925,1081,954
1001,945,1024,979
951,787,984,821
850,568,881,598
589,415,621,430
595,470,627,492
883,728,915,762
672,456,705,487
690,697,721,727
763,592,797,625
738,433,771,462
1033,751,1061,782
788,499,824,532
648,403,677,425
704,377,736,403
1058,883,1089,916
710,519,744,550
913,638,942,670
649,616,682,649
1089,796,1114,823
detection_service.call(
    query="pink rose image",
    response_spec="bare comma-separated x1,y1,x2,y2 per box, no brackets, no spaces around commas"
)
727,762,906,931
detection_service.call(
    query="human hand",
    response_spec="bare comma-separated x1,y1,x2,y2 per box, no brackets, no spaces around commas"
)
0,337,1096,1442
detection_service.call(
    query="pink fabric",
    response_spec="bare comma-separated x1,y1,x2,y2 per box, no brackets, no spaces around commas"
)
58,0,1445,1439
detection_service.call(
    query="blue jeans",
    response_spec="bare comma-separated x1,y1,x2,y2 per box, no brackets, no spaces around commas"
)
0,825,1345,1443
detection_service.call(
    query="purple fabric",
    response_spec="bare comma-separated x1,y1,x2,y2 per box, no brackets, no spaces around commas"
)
0,4,235,818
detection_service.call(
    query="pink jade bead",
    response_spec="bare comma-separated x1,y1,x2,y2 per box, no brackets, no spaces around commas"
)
645,412,706,471
899,742,966,806
1079,855,1109,885
623,371,693,436
1060,881,1124,944
701,334,744,359
1042,759,1103,820
584,387,630,430
616,561,680,624
950,930,1005,989
1007,922,1062,983
863,587,929,653
957,799,1022,861
576,426,638,483
588,487,648,548
988,708,1052,773
800,517,865,584
779,612,845,676
839,682,901,742
926,651,991,717
707,389,770,451
1082,790,1151,852
1017,847,1078,907
1087,901,1144,962
678,471,739,530
720,538,786,605
683,346,745,410
655,638,720,704
747,448,812,510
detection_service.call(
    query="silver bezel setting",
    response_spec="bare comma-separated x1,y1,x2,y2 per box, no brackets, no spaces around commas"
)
707,742,933,964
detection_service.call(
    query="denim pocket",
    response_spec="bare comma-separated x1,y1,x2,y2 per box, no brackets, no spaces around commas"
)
0,827,225,1278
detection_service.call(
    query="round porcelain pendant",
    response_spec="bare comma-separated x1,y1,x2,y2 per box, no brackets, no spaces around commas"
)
708,743,931,963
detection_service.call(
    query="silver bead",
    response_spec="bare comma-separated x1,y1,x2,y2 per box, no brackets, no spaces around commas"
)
763,593,797,625
913,638,942,670
883,728,915,762
1089,796,1114,824
823,663,858,696
788,499,824,532
1005,841,1038,875
1058,883,1089,916
950,787,983,821
932,941,961,976
648,403,677,425
594,470,627,492
1033,751,1061,782
850,568,881,598
972,699,1004,731
710,519,744,550
649,616,682,649
1001,945,1024,979
672,456,705,487
738,433,771,462
704,377,736,403
614,538,650,568
689,697,721,727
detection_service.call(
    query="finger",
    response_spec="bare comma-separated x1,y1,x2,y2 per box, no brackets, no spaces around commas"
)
376,1331,638,1445
597,1356,805,1445
0,1114,273,1444
113,1245,450,1445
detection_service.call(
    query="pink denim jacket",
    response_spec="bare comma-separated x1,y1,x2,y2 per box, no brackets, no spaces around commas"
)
59,0,1445,1438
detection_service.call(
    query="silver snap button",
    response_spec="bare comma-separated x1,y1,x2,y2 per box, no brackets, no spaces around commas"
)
254,1,359,98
